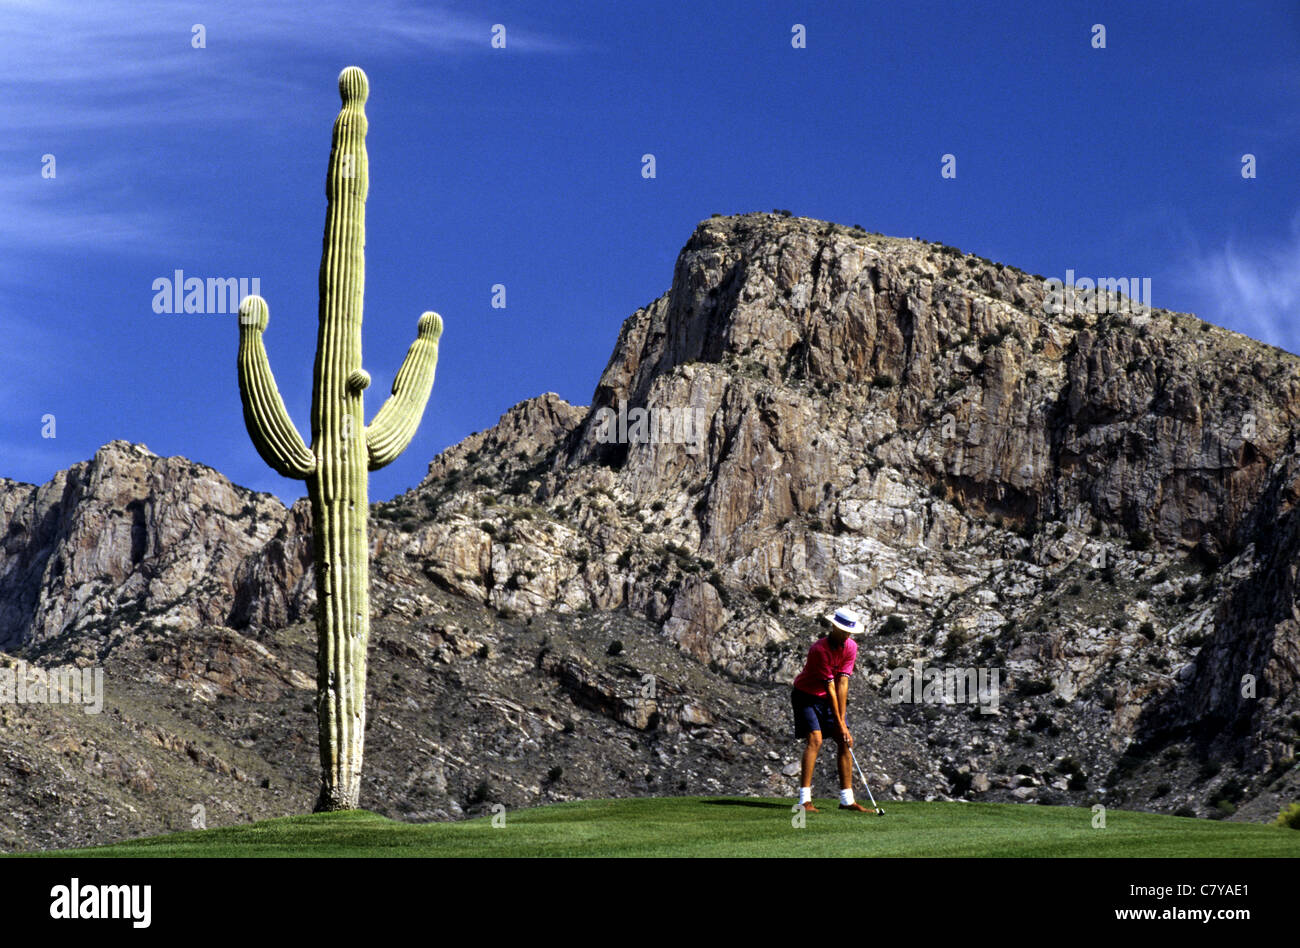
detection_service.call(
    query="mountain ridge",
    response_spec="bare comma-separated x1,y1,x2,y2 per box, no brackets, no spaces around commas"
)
1,212,1297,850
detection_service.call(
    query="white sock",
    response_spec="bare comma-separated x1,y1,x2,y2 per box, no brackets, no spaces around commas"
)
798,786,812,805
840,788,855,806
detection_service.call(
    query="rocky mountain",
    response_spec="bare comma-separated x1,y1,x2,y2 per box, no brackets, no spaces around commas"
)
1,212,1297,851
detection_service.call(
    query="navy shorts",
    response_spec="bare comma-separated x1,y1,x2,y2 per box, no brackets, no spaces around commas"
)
792,687,837,738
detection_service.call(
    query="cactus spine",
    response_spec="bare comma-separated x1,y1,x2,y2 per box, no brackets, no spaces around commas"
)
236,66,443,811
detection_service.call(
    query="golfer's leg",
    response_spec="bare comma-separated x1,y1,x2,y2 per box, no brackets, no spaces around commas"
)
834,742,868,811
800,731,821,789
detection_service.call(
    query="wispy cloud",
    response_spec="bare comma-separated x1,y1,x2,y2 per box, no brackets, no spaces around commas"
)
0,0,583,414
0,0,579,129
0,159,170,255
0,1,577,256
1184,212,1300,355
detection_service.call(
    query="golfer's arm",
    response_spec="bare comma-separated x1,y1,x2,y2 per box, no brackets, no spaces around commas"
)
825,679,846,730
836,676,849,719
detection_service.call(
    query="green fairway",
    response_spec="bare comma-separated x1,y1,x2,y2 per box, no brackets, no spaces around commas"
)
17,797,1300,857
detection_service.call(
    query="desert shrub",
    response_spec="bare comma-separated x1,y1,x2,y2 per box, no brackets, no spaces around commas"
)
1208,777,1246,811
1275,802,1300,829
941,629,967,658
943,766,973,795
880,614,907,636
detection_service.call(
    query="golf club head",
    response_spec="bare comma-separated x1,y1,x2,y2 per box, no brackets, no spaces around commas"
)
848,748,885,814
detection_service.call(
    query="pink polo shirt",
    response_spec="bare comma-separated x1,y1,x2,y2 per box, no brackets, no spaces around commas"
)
792,635,857,697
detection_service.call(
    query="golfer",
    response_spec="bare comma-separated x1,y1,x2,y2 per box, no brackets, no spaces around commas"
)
792,607,869,812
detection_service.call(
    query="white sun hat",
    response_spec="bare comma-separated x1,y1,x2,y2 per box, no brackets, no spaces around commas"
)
829,607,862,634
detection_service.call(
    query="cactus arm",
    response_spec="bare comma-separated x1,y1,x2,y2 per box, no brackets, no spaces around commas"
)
365,311,443,471
237,295,317,479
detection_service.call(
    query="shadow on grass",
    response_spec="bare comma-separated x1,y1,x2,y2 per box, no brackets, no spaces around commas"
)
700,798,791,810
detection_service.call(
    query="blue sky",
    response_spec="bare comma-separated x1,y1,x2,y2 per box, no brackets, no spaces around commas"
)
3,0,1298,503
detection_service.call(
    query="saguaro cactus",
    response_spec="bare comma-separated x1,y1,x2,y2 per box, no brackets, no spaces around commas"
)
236,66,443,811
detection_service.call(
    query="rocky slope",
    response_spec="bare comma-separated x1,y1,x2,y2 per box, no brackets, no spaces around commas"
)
1,213,1297,850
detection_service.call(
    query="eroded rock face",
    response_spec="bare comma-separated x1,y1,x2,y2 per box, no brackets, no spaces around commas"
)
563,214,1300,567
0,441,290,653
229,499,313,630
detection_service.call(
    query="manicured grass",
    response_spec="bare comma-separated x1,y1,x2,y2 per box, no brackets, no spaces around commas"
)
21,797,1300,858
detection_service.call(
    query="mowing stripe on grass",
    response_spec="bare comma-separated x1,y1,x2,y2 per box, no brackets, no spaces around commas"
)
15,798,1300,858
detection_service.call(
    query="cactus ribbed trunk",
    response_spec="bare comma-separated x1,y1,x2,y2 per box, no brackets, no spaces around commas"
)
309,65,371,811
234,67,444,813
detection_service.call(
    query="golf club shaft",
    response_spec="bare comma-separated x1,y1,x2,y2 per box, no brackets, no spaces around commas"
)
848,748,880,809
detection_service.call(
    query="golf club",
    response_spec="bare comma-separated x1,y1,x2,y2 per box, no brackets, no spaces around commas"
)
849,748,885,815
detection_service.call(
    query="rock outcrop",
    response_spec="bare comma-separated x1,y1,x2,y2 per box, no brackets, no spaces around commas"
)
0,441,290,654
